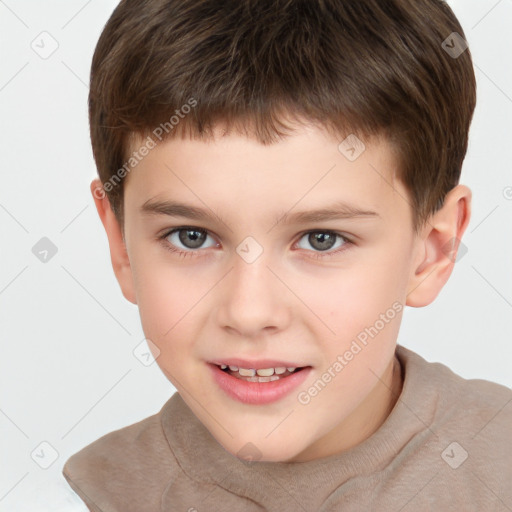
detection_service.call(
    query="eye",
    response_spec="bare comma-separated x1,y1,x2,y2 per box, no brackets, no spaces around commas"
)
295,231,351,259
158,227,353,260
159,227,218,257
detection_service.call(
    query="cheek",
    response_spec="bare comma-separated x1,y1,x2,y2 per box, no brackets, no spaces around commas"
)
301,255,406,357
131,253,198,353
316,265,400,322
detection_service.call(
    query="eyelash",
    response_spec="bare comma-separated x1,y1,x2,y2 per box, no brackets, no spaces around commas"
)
157,227,354,260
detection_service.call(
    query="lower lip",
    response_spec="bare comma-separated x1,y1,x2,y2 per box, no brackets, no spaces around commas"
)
208,363,312,405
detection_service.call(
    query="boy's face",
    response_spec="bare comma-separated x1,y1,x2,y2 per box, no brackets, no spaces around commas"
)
103,122,435,462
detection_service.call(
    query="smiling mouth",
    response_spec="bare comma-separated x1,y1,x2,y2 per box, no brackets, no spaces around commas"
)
216,364,309,382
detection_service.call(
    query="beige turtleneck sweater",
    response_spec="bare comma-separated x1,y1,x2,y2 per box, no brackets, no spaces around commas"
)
62,344,512,511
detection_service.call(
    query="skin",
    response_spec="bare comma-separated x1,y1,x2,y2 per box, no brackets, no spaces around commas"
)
91,121,471,463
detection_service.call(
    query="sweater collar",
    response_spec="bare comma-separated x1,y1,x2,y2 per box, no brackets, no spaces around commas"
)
160,344,435,509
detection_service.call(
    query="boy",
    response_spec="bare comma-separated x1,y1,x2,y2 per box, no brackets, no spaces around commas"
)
63,0,512,510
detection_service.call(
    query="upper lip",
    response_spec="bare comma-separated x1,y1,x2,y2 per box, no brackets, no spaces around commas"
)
210,358,309,370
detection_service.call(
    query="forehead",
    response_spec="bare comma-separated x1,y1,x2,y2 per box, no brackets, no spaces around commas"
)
123,123,406,225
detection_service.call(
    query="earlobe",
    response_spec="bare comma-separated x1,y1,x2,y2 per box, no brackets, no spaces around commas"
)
90,178,137,305
406,185,472,307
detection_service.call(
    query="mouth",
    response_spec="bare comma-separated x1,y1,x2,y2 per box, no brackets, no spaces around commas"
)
208,362,313,405
214,363,308,382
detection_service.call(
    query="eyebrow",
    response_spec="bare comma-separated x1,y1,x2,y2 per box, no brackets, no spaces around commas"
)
140,198,380,225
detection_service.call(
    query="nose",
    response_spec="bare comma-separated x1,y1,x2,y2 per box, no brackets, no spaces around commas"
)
216,249,292,338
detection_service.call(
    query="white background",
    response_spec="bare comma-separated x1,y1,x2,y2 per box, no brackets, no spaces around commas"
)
1,0,511,509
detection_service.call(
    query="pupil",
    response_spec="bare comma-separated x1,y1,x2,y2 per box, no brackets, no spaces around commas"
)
310,232,334,251
180,229,206,249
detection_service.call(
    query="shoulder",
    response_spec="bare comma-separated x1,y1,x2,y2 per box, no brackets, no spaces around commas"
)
62,401,179,511
398,345,512,468
419,349,511,428
397,344,512,424
391,346,512,509
63,408,166,472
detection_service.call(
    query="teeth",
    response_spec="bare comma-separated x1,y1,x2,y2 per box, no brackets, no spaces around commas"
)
238,368,256,377
247,375,281,383
256,368,274,377
220,364,301,376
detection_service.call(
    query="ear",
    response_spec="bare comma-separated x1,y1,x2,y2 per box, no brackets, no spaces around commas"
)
90,178,137,305
406,184,472,307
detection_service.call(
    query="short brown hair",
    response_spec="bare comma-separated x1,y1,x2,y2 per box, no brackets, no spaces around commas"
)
89,0,476,233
